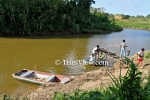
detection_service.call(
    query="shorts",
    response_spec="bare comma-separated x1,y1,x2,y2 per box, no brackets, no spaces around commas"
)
137,58,143,63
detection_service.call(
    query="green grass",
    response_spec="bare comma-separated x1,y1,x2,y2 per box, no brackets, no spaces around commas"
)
115,18,150,30
145,51,150,60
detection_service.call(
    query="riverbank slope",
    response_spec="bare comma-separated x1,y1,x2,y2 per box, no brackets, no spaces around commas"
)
25,51,150,100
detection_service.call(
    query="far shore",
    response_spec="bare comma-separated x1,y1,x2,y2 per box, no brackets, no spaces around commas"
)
115,19,150,31
0,29,123,37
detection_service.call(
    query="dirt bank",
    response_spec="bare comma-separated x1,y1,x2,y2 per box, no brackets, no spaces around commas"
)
25,67,150,100
24,51,150,100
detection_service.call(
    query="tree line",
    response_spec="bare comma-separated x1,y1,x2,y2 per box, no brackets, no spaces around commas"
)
107,13,150,19
0,0,122,36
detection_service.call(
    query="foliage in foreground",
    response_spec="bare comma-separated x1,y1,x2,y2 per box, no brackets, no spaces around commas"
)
53,58,150,100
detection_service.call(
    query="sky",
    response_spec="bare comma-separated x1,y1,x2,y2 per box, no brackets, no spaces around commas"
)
92,0,150,16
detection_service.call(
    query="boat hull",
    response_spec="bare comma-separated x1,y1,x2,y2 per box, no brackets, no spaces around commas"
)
12,75,45,85
12,69,70,85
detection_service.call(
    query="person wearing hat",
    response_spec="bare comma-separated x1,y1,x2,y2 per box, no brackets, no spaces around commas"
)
137,48,145,67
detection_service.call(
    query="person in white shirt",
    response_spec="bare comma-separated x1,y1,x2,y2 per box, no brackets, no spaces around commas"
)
92,45,101,54
120,39,127,57
92,45,101,60
137,48,145,68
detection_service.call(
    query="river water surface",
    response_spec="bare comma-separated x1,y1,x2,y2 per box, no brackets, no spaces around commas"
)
0,28,150,97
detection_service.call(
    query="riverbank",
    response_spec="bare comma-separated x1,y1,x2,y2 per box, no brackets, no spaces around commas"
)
0,28,123,37
25,67,150,100
24,52,150,100
115,18,150,31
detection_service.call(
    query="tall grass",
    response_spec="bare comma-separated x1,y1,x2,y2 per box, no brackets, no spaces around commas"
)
1,95,11,100
53,58,150,100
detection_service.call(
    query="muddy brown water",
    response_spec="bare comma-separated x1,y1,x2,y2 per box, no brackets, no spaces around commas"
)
0,28,150,97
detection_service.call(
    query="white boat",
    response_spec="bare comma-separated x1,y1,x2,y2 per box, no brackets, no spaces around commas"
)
12,69,71,85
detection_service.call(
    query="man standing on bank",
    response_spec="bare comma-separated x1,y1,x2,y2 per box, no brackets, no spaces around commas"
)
120,39,127,57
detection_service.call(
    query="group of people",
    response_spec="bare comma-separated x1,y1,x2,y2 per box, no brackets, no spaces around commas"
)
120,39,145,67
89,39,145,67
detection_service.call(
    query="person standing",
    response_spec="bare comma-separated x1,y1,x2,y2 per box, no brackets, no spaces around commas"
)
137,48,145,68
120,39,127,57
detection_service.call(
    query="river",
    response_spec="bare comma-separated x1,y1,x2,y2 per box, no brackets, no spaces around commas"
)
0,28,150,97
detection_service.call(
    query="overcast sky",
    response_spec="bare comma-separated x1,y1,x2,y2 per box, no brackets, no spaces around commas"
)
92,0,150,16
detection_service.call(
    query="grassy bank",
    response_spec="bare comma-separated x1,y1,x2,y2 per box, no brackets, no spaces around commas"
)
115,18,150,30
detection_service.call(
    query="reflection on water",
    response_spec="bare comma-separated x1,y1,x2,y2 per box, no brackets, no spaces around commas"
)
63,50,86,76
0,28,150,96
